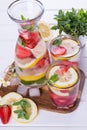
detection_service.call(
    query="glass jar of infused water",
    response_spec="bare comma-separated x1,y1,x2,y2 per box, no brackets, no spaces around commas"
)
7,0,50,91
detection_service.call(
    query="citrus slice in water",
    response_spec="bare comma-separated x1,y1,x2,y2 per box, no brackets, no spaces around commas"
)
12,98,38,124
49,66,79,88
15,39,47,69
51,38,80,60
19,70,46,81
38,21,51,42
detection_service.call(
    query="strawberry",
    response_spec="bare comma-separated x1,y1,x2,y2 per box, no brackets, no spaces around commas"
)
16,44,33,59
60,66,69,74
51,46,66,56
59,61,78,68
0,105,11,124
20,31,40,49
38,58,45,68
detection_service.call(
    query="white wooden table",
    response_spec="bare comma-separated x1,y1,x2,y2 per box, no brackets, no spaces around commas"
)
0,0,87,130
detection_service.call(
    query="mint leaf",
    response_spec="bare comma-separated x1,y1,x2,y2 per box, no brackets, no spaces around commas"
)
24,25,35,31
21,40,26,47
21,15,29,20
49,74,58,82
53,39,62,46
13,100,21,106
21,77,47,85
24,112,30,120
20,100,31,109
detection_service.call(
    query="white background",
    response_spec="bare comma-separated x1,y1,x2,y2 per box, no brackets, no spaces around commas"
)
0,0,87,130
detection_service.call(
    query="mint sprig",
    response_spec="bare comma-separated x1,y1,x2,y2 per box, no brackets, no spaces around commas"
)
13,99,31,120
21,15,35,31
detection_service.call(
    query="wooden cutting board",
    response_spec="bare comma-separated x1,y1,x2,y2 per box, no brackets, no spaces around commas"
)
0,63,85,113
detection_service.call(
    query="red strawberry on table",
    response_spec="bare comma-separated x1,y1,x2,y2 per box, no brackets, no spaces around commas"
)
16,44,33,59
19,31,40,49
0,105,11,124
51,46,66,56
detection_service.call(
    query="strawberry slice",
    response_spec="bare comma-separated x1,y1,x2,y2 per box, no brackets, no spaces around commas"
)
38,58,45,68
19,31,40,49
51,46,66,56
60,65,69,75
0,105,11,124
16,44,33,59
59,61,78,67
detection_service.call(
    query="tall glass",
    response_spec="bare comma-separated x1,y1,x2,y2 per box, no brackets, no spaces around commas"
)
50,35,81,65
46,62,80,109
7,0,50,89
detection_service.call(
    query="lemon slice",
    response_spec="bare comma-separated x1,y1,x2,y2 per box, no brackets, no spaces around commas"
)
61,39,80,58
51,38,80,60
0,92,22,105
38,21,51,42
15,39,47,69
12,98,38,124
49,66,78,88
19,70,46,81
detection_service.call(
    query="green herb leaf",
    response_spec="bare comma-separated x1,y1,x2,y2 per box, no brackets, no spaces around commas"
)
53,39,62,46
23,25,35,31
13,99,31,120
13,99,31,109
13,100,21,106
20,15,35,31
21,40,26,47
14,109,29,120
21,15,29,20
49,74,58,82
21,76,47,85
20,99,31,109
24,112,29,120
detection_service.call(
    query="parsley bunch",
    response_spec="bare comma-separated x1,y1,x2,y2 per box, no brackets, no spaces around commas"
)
52,8,87,38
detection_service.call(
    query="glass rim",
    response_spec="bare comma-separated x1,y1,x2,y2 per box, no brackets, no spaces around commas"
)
7,0,44,24
46,63,80,89
50,35,81,59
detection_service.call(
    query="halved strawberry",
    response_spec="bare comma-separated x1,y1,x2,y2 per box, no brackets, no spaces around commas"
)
0,105,11,124
16,44,33,59
19,31,40,49
51,46,66,56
